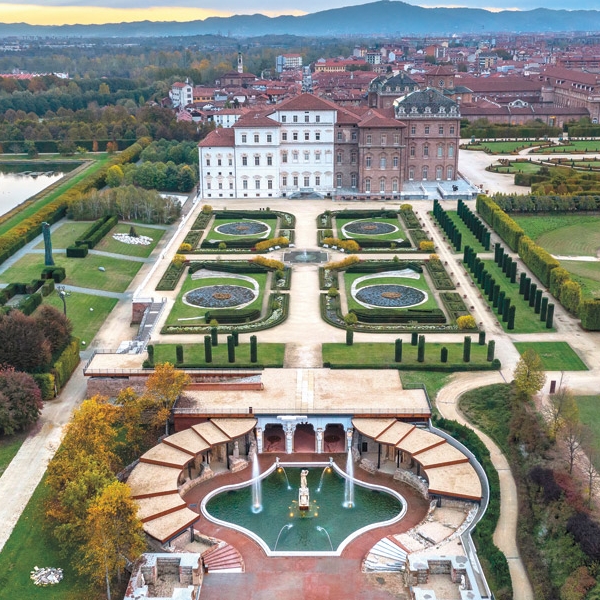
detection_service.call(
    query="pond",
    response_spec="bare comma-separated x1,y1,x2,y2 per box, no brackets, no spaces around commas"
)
203,464,406,554
0,163,79,217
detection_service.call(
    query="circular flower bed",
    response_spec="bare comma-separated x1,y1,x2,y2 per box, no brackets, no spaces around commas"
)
113,233,153,245
184,285,256,308
343,220,398,236
354,284,426,308
215,220,269,236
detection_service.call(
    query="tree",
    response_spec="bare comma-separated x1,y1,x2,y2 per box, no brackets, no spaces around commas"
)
513,349,546,399
546,387,578,441
0,310,51,372
80,481,145,600
0,367,42,435
564,414,583,475
35,304,73,355
106,164,124,188
141,363,190,435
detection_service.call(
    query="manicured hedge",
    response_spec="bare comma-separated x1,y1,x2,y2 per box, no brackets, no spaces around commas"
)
425,260,455,290
349,307,446,324
75,214,118,249
32,373,56,400
204,308,261,324
155,261,186,291
476,196,524,251
66,244,89,258
580,299,600,330
52,337,81,390
517,236,559,288
19,292,43,316
346,261,422,274
188,261,270,275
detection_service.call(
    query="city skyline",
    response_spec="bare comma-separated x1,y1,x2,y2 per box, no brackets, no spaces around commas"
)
0,0,597,27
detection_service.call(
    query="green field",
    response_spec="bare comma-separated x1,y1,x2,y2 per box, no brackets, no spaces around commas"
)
164,273,267,326
513,214,600,257
335,216,408,243
152,342,285,367
513,341,588,371
344,270,438,312
205,217,277,242
322,341,492,368
533,140,600,153
0,254,142,293
563,260,600,300
41,291,119,344
442,211,487,254
479,260,553,333
0,431,28,477
399,371,451,405
574,395,600,470
493,161,543,174
0,477,102,600
468,140,546,154
94,223,167,257
34,221,93,249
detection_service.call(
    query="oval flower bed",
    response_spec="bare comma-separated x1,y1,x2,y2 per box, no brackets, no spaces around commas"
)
342,220,398,237
354,284,427,308
215,220,270,236
183,285,257,309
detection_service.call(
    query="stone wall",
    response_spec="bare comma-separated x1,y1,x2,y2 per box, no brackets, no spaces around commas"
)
87,376,147,398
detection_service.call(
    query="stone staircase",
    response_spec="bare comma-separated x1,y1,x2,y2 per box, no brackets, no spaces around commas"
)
202,542,245,573
363,536,408,573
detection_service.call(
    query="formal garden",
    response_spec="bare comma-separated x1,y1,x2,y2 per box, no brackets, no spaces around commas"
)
460,139,554,154
317,206,432,252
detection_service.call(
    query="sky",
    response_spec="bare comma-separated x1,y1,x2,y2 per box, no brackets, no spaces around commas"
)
0,0,596,26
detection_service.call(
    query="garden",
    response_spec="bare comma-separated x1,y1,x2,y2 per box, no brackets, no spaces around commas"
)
512,341,588,371
461,140,552,154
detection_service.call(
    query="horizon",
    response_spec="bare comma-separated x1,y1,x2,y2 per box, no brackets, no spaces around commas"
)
0,0,595,27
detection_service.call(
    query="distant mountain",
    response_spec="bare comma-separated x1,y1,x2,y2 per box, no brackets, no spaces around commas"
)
2,1,600,38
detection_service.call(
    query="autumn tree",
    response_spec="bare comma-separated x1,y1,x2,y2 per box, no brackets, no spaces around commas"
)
142,362,190,435
80,481,145,600
35,305,73,355
0,367,42,434
106,164,124,188
513,349,546,400
546,387,579,441
0,310,51,371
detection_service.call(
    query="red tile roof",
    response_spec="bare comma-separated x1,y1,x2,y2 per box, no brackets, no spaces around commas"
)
198,128,235,148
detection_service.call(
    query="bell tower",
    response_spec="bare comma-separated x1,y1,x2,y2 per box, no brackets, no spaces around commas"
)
237,51,243,74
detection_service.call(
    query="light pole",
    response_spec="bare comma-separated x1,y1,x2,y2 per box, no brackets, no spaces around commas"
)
56,285,70,316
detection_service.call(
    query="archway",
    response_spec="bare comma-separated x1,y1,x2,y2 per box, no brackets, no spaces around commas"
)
294,423,315,452
324,424,345,453
263,424,285,452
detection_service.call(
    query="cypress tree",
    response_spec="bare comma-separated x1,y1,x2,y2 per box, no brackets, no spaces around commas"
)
411,332,418,346
176,344,184,364
540,296,549,321
204,335,212,363
510,261,517,283
440,347,448,363
546,303,555,329
534,289,543,314
497,290,506,315
346,328,354,346
227,335,235,363
529,283,537,307
508,305,516,330
523,277,531,301
417,335,425,362
250,335,258,362
492,283,500,307
394,338,402,362
211,326,218,346
232,329,239,346
147,344,154,366
463,336,471,362
478,331,486,345
519,272,527,294
487,340,495,361
502,297,511,322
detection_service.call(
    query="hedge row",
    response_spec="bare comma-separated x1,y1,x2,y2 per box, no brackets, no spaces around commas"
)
440,292,470,322
32,373,56,401
324,361,499,372
476,196,524,252
75,214,118,249
189,261,270,275
425,260,455,290
399,207,420,229
181,230,203,249
346,261,422,274
491,192,600,213
0,139,133,154
517,236,560,288
204,308,261,324
52,337,81,390
349,307,446,324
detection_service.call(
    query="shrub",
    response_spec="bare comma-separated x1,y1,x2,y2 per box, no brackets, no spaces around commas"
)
400,203,413,211
251,256,285,271
178,243,192,253
580,299,600,330
560,280,582,316
324,256,360,270
35,305,73,355
327,287,339,298
202,204,213,214
66,244,89,258
172,254,186,268
0,310,51,370
322,237,360,252
517,235,559,287
419,240,435,252
52,337,80,389
218,242,227,250
343,313,358,326
32,372,56,400
255,236,290,252
457,315,477,330
0,367,43,434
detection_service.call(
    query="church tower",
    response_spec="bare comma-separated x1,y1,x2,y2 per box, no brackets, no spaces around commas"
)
237,51,243,74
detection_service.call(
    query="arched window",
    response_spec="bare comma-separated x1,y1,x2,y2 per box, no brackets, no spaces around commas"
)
436,166,443,180
379,178,386,192
365,179,371,192
422,166,428,181
380,156,387,169
336,173,342,187
447,166,454,180
392,179,398,192
366,155,372,168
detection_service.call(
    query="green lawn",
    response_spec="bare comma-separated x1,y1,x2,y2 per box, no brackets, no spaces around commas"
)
94,223,167,258
164,273,267,326
469,140,546,154
0,431,28,477
41,291,118,345
442,211,487,254
153,342,285,367
533,140,600,153
479,259,552,333
322,341,493,368
34,221,94,249
0,157,110,237
344,270,438,312
513,341,588,371
335,216,408,243
0,254,142,293
205,217,277,242
399,371,451,405
0,477,104,600
564,261,600,300
574,395,600,470
494,161,542,174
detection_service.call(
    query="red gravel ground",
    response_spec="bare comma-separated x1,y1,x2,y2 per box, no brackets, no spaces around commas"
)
184,453,429,600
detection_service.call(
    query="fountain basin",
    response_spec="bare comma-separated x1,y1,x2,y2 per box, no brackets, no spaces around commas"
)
201,462,407,556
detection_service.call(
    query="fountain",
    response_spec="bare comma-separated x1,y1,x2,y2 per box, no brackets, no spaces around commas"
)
299,469,310,510
274,523,293,550
316,526,334,551
251,450,262,514
275,457,292,490
316,460,333,493
344,449,355,509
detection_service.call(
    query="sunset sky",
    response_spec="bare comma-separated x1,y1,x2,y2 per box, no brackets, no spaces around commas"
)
0,0,593,26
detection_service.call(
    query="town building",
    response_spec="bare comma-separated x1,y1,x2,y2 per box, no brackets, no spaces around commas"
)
276,54,303,73
169,78,193,108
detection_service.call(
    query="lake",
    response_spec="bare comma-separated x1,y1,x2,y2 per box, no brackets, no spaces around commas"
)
0,163,79,217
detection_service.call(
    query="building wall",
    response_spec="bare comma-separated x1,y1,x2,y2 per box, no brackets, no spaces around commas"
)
357,127,405,194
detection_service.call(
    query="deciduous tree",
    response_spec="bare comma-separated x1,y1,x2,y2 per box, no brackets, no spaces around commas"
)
0,367,42,434
0,310,51,371
35,304,73,355
513,349,546,399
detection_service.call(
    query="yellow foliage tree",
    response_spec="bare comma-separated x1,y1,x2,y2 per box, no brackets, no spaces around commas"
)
513,349,546,400
456,315,476,330
80,481,146,600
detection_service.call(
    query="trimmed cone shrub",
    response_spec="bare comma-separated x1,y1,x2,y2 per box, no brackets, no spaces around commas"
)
463,336,471,362
211,326,218,347
478,331,486,345
411,332,418,346
417,335,425,362
346,328,354,346
546,303,555,328
176,344,183,364
487,340,495,361
395,338,402,363
441,347,448,363
204,335,212,363
227,335,235,363
250,335,258,363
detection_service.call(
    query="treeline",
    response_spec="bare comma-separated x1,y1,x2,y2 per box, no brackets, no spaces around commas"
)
490,193,600,213
68,186,182,224
461,118,561,140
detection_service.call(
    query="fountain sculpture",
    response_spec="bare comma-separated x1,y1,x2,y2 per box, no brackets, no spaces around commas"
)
299,469,310,510
251,447,262,514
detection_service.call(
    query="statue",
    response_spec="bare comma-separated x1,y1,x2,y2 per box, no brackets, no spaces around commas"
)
300,469,308,490
42,222,54,266
299,469,310,511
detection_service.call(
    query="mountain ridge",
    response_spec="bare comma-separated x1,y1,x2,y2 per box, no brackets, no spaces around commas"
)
1,1,600,37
